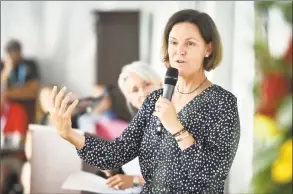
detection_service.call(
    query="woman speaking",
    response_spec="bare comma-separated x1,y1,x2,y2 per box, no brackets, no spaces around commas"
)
49,9,241,194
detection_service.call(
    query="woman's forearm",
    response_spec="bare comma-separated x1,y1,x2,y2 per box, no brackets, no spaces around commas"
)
177,133,195,150
169,122,195,151
66,130,86,150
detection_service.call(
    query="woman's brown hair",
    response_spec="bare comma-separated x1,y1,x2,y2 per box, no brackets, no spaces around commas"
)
161,9,223,71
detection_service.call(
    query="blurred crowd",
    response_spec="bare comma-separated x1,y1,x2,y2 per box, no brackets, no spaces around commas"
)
0,39,161,194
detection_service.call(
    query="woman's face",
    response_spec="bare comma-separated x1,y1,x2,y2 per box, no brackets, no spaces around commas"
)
93,85,106,97
168,22,211,77
124,72,161,109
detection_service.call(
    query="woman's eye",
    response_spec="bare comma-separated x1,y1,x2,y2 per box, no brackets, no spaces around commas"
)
187,42,195,46
142,82,150,88
169,40,177,45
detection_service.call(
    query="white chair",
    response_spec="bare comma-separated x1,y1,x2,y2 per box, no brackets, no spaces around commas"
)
23,124,83,194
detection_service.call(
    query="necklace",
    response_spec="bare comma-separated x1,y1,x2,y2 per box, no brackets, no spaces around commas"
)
177,77,207,94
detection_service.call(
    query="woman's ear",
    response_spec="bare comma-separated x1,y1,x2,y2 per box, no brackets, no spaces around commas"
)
205,43,213,57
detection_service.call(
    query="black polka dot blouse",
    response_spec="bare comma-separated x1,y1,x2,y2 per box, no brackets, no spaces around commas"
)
77,84,241,194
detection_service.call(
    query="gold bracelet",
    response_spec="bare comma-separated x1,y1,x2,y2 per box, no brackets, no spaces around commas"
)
175,132,190,142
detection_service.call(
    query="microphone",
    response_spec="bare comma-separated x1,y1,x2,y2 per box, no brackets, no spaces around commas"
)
157,67,178,135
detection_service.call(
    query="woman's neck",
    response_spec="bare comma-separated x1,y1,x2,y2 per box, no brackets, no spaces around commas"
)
176,71,207,94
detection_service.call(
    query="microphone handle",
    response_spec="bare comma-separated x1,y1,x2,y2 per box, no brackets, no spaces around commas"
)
156,85,175,135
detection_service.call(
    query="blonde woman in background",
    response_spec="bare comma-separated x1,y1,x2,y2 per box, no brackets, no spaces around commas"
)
118,61,162,117
103,61,162,192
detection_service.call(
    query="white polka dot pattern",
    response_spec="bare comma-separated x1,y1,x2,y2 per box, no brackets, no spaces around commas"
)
77,84,241,194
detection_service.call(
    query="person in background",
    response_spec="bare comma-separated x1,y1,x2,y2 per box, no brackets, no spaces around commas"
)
1,80,28,194
38,85,56,126
77,84,117,134
100,61,162,191
1,77,28,145
118,61,162,116
0,39,40,123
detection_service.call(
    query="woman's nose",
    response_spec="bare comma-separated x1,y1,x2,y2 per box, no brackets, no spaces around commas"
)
138,88,147,97
177,43,186,55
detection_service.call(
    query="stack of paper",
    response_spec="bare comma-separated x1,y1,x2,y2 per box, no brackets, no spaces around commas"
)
62,171,142,194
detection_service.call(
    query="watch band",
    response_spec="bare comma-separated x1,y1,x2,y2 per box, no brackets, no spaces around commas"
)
132,175,140,187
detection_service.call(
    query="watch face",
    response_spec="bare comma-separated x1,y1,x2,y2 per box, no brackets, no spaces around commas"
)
133,176,139,187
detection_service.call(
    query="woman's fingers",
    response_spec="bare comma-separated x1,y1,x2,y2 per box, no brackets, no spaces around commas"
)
49,86,77,118
59,92,72,116
106,175,121,188
50,86,58,112
116,182,124,190
54,86,67,111
64,99,79,118
103,170,112,177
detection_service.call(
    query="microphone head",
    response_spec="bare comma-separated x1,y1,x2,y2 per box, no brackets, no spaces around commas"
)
164,67,178,86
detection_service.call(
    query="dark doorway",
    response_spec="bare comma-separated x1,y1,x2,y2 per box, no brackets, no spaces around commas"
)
93,11,140,122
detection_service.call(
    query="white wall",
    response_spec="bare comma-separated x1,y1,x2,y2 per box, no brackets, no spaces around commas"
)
1,1,183,97
229,2,255,193
196,1,255,193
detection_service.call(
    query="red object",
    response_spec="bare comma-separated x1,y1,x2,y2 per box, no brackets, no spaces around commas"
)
284,37,292,66
261,72,289,108
256,101,278,119
1,101,28,135
95,120,128,141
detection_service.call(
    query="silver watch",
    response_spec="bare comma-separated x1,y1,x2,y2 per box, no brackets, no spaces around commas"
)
132,175,140,187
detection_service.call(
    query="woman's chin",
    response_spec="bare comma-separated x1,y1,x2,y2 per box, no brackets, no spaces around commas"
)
174,65,186,72
177,69,188,77
133,102,141,110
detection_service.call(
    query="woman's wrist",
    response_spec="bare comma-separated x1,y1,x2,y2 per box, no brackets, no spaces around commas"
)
176,130,195,150
132,175,145,186
169,121,184,135
132,175,139,187
66,129,85,150
60,129,71,140
175,131,190,142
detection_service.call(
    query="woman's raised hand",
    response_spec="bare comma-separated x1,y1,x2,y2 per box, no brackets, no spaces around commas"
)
49,86,79,140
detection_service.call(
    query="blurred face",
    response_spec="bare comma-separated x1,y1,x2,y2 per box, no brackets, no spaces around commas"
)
93,85,106,97
92,85,112,114
7,51,22,65
124,73,161,109
39,88,53,112
168,22,212,77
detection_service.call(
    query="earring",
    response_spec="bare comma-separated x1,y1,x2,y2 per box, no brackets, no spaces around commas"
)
205,55,209,58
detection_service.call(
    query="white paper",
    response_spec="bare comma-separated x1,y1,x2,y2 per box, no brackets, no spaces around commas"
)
62,171,141,194
122,157,142,176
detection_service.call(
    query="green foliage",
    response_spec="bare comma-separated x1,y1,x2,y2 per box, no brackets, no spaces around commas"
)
255,1,292,24
276,95,292,131
252,1,292,194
